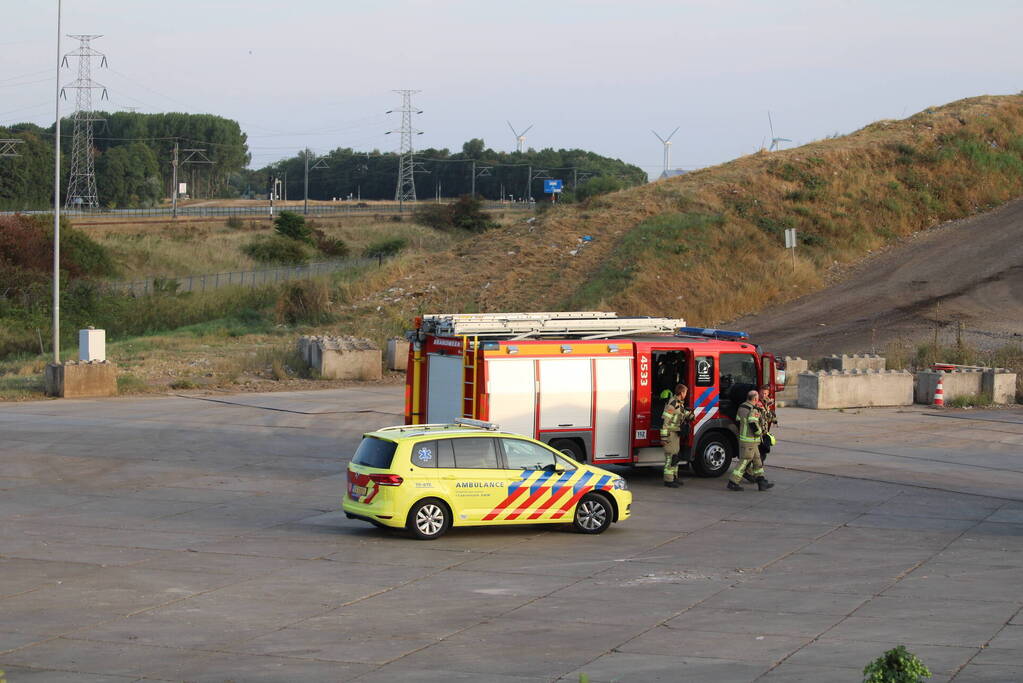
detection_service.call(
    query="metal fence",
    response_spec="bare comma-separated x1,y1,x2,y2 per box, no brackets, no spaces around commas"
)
3,201,534,219
104,258,376,297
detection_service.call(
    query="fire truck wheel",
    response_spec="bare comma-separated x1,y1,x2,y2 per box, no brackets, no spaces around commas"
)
550,439,586,463
692,431,735,478
572,493,612,534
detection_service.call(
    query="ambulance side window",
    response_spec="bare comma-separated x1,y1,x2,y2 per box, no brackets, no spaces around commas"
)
411,441,437,468
451,437,499,469
435,440,456,468
501,438,560,471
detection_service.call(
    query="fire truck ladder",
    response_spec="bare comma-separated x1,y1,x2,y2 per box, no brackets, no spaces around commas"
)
422,312,687,340
461,335,478,418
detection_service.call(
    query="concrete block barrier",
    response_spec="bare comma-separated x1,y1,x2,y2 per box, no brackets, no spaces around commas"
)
298,335,382,381
820,354,886,372
916,368,1018,404
386,338,410,372
777,356,806,404
798,369,913,409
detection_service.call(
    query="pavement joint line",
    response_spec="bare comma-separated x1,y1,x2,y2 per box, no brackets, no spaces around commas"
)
770,463,1023,503
780,438,1023,475
171,393,404,416
948,603,1023,681
922,412,1023,426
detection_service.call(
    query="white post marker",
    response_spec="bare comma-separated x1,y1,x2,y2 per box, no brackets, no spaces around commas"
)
784,228,797,270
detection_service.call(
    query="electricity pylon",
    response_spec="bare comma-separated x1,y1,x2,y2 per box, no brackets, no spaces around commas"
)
61,34,108,210
386,90,423,208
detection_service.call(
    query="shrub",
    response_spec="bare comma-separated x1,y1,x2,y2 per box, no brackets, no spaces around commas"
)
275,279,332,325
363,238,408,265
450,195,496,232
273,211,313,244
311,229,350,258
0,214,117,281
225,216,245,229
862,646,931,683
575,176,625,202
242,235,311,265
413,203,454,230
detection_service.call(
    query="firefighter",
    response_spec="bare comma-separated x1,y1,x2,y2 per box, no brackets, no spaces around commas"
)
661,383,694,488
745,386,778,483
727,389,775,491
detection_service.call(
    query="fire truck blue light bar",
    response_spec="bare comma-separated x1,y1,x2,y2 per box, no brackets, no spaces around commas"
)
676,326,749,341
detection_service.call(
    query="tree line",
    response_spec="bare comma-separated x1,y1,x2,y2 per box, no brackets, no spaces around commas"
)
1,113,644,209
241,139,646,202
0,112,249,210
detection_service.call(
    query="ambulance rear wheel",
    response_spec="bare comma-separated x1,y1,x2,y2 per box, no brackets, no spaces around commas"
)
406,498,451,540
692,432,734,478
550,439,586,463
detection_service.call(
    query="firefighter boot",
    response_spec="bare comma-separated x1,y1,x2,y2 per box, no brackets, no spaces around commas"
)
664,480,681,488
726,480,744,492
742,471,757,484
756,477,775,491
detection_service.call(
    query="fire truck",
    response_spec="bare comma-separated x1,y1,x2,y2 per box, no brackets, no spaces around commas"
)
404,312,785,477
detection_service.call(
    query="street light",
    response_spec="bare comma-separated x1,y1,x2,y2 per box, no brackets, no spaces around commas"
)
52,0,63,365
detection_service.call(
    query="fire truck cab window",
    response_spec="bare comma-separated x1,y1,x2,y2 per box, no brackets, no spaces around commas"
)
651,350,688,429
718,352,758,416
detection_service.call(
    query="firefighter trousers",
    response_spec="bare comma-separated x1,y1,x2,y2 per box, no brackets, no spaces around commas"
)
729,441,764,484
663,432,681,483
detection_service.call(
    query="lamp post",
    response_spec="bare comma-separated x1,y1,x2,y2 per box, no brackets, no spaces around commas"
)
52,0,63,364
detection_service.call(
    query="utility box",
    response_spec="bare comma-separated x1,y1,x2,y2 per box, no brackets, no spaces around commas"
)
79,328,106,362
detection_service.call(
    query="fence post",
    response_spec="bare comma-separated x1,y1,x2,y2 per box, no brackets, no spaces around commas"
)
202,276,206,292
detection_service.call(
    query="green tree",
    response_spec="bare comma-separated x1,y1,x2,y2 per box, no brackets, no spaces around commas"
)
273,211,313,244
96,142,162,207
363,238,407,265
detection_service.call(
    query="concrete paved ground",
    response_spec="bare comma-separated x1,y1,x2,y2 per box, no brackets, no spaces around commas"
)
1,388,1021,682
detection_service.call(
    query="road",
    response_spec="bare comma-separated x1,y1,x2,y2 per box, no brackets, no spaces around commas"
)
1,387,1022,681
731,197,1023,358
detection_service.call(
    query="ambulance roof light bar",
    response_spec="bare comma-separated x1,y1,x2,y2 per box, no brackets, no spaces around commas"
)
453,418,501,431
676,326,749,341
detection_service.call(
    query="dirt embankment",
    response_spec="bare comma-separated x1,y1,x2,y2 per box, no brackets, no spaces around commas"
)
731,197,1023,358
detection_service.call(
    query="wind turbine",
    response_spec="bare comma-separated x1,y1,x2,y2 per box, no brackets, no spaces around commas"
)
507,121,533,153
652,127,680,175
767,111,791,151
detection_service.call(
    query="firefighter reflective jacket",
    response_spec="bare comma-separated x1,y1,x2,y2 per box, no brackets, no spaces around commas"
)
660,396,693,438
737,401,763,443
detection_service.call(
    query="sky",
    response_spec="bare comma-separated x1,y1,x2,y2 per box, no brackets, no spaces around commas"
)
4,0,1022,178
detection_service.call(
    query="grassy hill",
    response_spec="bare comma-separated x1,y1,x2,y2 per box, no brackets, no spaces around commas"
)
353,95,1023,330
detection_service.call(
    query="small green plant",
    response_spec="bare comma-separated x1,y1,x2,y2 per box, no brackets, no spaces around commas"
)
946,393,993,408
311,229,350,258
116,374,150,394
168,379,199,390
152,277,181,295
862,645,931,683
273,211,313,244
364,238,408,265
225,215,245,230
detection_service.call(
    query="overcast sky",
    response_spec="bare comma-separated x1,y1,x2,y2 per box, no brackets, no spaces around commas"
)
5,1,1021,177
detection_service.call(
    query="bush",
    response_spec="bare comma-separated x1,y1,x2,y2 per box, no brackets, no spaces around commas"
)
225,216,245,230
862,646,931,683
311,229,350,258
413,203,453,230
575,176,625,202
273,211,313,244
0,214,118,281
242,234,311,265
275,279,332,325
450,195,496,232
363,238,408,265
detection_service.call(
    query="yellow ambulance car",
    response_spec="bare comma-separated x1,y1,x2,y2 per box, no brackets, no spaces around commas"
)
342,420,631,540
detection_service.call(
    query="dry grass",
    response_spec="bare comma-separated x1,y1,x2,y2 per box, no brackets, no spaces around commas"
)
341,94,1023,332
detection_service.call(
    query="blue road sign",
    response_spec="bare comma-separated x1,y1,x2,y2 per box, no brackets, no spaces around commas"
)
544,179,563,194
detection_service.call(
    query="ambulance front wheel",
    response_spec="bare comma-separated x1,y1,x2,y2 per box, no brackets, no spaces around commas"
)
692,431,734,478
572,493,612,534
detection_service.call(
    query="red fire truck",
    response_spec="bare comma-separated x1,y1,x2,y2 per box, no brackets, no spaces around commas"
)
404,312,785,477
